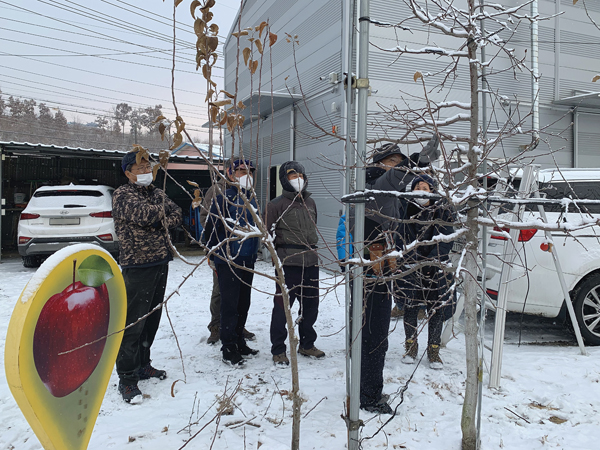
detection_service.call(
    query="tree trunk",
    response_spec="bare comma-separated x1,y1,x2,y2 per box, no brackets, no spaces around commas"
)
461,2,480,448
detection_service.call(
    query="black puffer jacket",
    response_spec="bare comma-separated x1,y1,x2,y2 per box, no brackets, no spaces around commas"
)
396,200,455,304
112,183,182,267
362,156,419,245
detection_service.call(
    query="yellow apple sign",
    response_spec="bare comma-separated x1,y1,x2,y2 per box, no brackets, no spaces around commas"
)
4,245,126,450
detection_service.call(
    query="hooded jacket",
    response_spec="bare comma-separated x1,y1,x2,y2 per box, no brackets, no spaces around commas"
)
266,161,318,267
112,183,182,267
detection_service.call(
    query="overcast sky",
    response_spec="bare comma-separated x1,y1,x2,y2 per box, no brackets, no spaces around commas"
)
0,0,239,141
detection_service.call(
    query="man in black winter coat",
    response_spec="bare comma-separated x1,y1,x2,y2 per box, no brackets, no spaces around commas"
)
357,135,440,414
266,161,325,366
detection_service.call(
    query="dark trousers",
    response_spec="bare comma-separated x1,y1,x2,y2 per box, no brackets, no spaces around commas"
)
116,263,168,384
270,265,319,356
208,268,221,329
404,300,444,346
360,279,392,407
216,262,254,351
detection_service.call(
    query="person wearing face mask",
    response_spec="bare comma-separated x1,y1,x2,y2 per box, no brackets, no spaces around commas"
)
203,158,261,366
112,148,182,403
396,174,455,370
353,135,440,415
266,161,324,365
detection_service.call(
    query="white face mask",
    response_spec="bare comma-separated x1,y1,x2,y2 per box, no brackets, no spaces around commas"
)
237,174,253,189
135,172,153,187
289,177,305,192
415,197,430,206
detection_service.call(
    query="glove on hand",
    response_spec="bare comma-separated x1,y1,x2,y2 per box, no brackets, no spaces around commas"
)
418,134,440,164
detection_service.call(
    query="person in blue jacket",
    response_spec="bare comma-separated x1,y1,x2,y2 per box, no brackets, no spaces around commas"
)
336,213,353,272
203,159,260,366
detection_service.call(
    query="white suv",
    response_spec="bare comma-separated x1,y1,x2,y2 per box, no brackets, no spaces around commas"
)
486,168,600,345
17,185,119,267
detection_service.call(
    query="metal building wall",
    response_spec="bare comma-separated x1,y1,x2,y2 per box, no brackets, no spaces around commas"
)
223,0,346,255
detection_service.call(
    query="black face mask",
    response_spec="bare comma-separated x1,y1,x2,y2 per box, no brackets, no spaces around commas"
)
366,166,386,182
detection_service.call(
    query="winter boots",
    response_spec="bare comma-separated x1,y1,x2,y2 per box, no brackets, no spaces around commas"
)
401,339,418,364
298,346,326,359
118,383,142,403
273,353,290,366
427,344,443,370
207,325,220,345
137,362,167,380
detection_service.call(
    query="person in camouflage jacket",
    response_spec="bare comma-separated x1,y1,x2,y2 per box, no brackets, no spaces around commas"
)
112,149,182,403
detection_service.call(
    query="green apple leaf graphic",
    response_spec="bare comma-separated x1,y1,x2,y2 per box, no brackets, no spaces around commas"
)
77,255,114,287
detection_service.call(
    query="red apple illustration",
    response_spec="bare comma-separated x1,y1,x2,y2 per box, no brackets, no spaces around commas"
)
32,256,113,398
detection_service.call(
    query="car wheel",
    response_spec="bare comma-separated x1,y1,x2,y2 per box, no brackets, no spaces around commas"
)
572,274,600,346
22,256,41,268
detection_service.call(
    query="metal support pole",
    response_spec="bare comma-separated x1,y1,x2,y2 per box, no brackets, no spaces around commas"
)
534,192,587,356
348,0,369,448
489,165,537,389
343,0,356,404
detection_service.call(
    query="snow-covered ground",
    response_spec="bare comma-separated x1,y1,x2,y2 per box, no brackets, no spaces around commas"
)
1,252,599,449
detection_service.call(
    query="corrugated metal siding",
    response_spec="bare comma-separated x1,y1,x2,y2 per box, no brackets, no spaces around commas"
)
577,112,600,167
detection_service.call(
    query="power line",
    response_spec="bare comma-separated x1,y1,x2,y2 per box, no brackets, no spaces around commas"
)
0,25,201,66
1,37,224,77
0,50,210,96
0,66,204,111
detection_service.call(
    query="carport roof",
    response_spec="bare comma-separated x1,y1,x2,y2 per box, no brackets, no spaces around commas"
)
0,141,216,165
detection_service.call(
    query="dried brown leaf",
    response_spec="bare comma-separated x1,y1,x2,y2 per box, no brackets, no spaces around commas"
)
158,123,166,140
573,0,578,4
202,10,213,22
269,32,277,47
414,71,423,82
219,111,228,126
211,99,232,107
232,30,249,38
170,133,183,150
159,149,170,168
209,23,219,36
175,0,183,7
205,0,216,7
202,63,211,80
226,115,235,133
206,36,218,53
176,120,185,134
243,47,251,66
194,18,205,36
255,40,263,55
153,114,166,123
258,21,268,38
221,90,235,99
171,380,181,397
210,105,219,123
152,164,160,178
190,0,201,19
187,180,200,188
237,114,244,127
205,89,215,102
249,60,259,74
593,75,600,82
548,416,567,424
237,101,246,110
